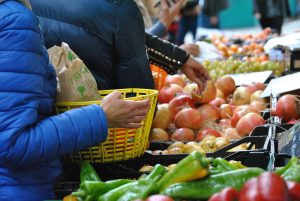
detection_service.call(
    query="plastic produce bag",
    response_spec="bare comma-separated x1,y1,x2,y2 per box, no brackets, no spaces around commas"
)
48,42,100,102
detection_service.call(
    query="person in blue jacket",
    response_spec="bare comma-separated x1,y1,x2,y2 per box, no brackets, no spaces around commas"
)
0,0,150,200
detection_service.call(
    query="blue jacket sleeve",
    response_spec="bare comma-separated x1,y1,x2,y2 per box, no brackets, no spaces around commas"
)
146,21,168,38
0,4,108,169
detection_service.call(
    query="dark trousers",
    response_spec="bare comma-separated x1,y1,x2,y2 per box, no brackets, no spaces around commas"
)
259,16,284,34
177,15,198,45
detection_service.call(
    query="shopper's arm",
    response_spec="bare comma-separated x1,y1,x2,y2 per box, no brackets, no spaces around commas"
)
146,32,189,74
0,11,108,169
146,21,168,38
145,33,210,88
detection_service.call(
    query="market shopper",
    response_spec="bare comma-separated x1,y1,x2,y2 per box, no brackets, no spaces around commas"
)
30,0,210,91
0,0,150,200
200,0,228,29
253,0,291,35
176,0,200,45
135,0,185,38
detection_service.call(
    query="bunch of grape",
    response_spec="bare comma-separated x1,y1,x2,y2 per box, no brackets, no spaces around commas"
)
203,59,285,80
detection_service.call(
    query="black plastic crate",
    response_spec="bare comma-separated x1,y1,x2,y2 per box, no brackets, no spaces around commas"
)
250,124,293,136
149,136,270,158
224,151,292,169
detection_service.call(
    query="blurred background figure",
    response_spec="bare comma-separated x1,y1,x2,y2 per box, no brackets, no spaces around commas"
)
253,0,291,35
176,0,200,45
199,0,228,29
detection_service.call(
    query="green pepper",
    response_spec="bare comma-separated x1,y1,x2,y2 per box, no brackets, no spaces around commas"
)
213,158,239,172
117,178,157,201
162,167,264,200
79,161,101,183
281,164,300,183
274,157,300,183
157,151,209,191
72,179,133,201
98,164,166,201
274,156,299,175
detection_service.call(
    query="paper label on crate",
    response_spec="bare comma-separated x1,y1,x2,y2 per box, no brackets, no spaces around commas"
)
228,71,272,86
261,72,300,97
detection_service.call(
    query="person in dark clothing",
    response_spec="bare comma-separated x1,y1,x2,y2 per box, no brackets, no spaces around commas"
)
30,0,210,91
200,0,228,29
253,0,291,34
176,0,200,45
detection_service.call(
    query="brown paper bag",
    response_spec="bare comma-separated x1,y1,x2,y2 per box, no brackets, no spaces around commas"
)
48,43,100,102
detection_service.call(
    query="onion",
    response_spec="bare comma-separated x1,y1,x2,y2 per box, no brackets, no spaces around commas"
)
210,98,226,108
231,107,259,127
152,105,172,129
233,86,252,106
198,104,220,122
275,94,300,122
219,104,234,119
236,112,265,137
223,128,241,140
192,80,217,104
216,89,225,98
215,76,236,97
174,108,202,130
182,83,198,96
250,101,267,112
171,128,195,142
250,90,266,103
149,128,169,142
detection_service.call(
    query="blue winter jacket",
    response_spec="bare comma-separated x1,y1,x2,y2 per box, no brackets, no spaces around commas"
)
0,1,108,200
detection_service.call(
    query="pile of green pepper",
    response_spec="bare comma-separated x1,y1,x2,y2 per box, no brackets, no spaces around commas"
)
72,151,210,201
71,155,300,201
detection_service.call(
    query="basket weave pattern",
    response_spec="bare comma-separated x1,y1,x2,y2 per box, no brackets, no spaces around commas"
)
55,88,158,163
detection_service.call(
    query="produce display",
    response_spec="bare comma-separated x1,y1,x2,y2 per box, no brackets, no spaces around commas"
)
60,30,300,201
64,153,300,201
150,74,269,154
211,28,271,59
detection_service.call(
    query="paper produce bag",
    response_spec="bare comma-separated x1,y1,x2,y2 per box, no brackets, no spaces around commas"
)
48,42,100,102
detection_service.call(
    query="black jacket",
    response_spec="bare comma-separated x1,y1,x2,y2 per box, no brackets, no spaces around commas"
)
31,0,188,90
202,0,228,17
253,0,290,18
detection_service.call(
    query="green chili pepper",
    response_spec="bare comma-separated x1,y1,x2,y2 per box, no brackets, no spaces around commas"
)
98,164,166,201
162,167,264,200
213,157,239,172
275,157,299,175
281,164,300,183
72,179,133,201
79,161,101,183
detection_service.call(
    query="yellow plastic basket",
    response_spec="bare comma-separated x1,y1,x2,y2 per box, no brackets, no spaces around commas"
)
55,88,158,163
